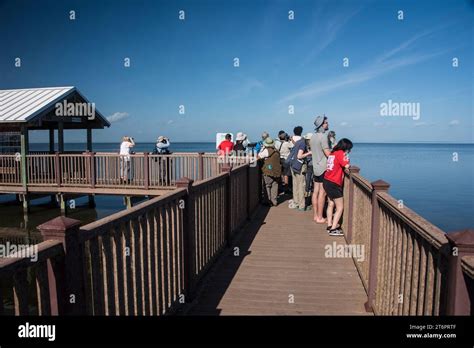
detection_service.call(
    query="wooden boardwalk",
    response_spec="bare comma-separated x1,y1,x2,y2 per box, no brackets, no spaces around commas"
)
190,195,371,315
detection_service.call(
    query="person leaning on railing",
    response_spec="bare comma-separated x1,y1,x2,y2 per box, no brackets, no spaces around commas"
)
120,136,135,182
323,138,353,236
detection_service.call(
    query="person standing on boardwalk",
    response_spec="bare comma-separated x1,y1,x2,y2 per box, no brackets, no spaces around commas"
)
154,136,171,154
233,132,248,155
328,130,337,150
217,133,234,156
254,131,269,154
310,115,331,223
153,136,172,184
258,137,282,206
324,138,352,236
286,126,311,211
120,136,135,182
276,131,293,193
304,133,314,208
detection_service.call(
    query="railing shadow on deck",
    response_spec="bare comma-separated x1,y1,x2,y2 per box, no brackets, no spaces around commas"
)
185,196,298,314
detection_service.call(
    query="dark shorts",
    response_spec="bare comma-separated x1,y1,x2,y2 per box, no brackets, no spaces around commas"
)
280,159,291,176
323,179,343,200
313,171,326,183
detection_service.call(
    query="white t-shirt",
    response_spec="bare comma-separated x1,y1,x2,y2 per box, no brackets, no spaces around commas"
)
258,148,270,159
120,141,133,157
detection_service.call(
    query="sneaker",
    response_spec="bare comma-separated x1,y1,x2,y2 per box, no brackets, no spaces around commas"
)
297,207,306,211
329,228,344,236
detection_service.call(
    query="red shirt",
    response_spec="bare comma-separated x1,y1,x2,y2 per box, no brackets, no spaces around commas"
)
324,150,349,186
218,140,234,155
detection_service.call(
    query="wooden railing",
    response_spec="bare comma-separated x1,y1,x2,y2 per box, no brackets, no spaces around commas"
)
0,161,261,315
1,152,256,190
342,167,474,316
0,155,21,185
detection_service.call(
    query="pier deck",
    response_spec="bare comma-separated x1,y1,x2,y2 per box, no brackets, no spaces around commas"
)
190,199,370,315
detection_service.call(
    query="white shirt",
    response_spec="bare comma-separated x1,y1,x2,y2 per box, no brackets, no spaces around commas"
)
258,148,270,159
120,141,133,157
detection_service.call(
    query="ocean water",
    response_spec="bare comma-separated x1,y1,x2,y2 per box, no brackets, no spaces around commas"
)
0,143,472,240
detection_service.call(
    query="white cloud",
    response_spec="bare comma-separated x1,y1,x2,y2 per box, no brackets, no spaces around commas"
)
449,119,460,126
414,122,430,127
373,121,391,129
280,27,451,104
107,112,129,123
340,122,351,127
167,120,174,125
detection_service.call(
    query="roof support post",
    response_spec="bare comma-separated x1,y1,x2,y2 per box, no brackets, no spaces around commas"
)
20,125,29,190
49,128,55,153
86,127,92,152
58,120,64,153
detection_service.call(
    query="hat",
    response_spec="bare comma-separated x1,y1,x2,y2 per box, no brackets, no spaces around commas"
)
304,133,313,140
157,136,165,142
261,131,269,139
263,137,275,148
314,115,326,130
236,132,247,141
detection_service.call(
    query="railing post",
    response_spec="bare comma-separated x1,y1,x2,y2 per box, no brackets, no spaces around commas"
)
346,166,360,244
445,229,474,315
222,164,232,246
198,152,204,181
38,216,86,315
89,151,96,188
364,179,390,313
143,152,149,190
176,177,196,302
55,152,61,186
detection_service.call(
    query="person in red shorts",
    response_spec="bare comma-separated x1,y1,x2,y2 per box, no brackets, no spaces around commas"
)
217,133,234,156
323,138,353,236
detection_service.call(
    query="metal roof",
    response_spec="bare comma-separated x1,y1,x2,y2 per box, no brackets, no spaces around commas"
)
0,86,110,126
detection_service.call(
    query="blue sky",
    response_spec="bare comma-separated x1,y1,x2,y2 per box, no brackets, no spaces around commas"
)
1,0,473,143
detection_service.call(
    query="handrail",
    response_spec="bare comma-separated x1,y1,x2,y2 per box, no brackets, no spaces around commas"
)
461,256,474,279
377,191,448,249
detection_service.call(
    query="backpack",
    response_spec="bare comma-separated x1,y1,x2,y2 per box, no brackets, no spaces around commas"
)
262,148,282,177
285,139,305,174
234,142,245,152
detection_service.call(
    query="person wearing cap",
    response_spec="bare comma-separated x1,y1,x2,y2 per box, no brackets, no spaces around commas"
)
258,137,281,206
233,132,248,155
310,115,331,223
254,131,269,154
155,135,171,154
